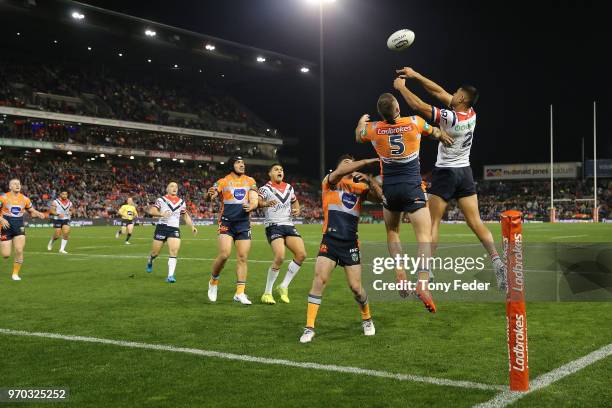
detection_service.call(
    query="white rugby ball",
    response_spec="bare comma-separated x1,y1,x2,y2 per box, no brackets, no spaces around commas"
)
386,29,415,51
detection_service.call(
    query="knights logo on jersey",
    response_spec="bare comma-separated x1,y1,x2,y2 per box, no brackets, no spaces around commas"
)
341,192,358,210
233,189,246,201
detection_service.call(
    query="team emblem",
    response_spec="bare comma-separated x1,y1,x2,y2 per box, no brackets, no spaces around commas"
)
233,189,246,200
341,192,358,209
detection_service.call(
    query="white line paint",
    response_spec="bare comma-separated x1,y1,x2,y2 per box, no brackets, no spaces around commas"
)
551,235,588,239
27,251,316,264
0,328,503,392
474,343,612,408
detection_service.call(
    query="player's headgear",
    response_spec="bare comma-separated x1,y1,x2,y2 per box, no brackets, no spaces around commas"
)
228,156,243,173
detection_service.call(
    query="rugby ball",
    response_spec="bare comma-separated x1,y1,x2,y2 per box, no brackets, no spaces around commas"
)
387,29,415,51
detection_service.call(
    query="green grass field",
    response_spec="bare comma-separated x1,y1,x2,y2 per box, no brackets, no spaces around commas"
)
1,223,611,407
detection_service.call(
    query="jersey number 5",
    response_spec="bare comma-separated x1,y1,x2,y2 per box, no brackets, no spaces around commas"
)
389,135,405,155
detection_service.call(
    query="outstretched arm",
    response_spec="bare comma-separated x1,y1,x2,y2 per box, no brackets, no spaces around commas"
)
393,77,432,119
396,67,453,108
355,114,370,143
329,158,379,185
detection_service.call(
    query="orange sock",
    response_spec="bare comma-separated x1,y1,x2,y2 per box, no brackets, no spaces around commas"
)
306,294,322,328
209,274,219,286
12,261,22,277
355,293,371,320
235,281,245,295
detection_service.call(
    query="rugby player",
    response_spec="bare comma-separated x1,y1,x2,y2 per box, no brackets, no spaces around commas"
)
47,191,74,253
0,179,46,280
300,156,382,343
356,89,452,312
207,156,258,305
394,68,507,290
145,182,198,283
258,163,307,304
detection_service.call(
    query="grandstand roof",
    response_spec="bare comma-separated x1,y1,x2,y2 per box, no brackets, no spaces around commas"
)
0,0,317,77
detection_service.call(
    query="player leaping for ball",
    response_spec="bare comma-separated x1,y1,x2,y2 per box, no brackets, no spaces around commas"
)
356,91,453,313
258,163,307,304
0,179,46,281
47,191,74,253
207,156,258,305
394,67,507,290
300,155,383,343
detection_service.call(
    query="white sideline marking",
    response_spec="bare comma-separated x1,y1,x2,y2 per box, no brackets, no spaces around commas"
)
551,235,588,239
0,328,503,392
474,343,612,408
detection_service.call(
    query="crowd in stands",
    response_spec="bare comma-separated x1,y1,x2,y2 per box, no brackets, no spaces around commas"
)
1,148,610,223
0,150,322,222
0,60,275,138
2,117,277,159
444,179,611,221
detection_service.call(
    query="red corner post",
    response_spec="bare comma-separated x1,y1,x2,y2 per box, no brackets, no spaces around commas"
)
501,210,529,391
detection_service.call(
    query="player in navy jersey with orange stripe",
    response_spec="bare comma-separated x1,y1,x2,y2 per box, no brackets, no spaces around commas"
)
1,179,46,280
356,90,452,312
300,155,382,343
206,156,259,305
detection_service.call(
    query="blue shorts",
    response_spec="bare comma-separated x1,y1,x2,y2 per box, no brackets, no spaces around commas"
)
153,224,180,242
218,220,251,240
1,217,25,241
121,219,135,227
317,235,360,267
382,182,427,213
265,225,301,244
428,166,476,202
52,219,70,229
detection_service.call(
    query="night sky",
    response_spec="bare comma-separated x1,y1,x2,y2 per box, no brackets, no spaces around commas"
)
38,1,612,178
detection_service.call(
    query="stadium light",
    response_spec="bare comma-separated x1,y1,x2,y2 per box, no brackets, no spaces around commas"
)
16,32,21,36
129,156,135,160
300,66,310,73
144,29,157,37
205,44,215,51
266,128,270,132
179,159,185,163
71,11,85,20
199,69,203,73
35,148,41,153
67,151,72,155
147,59,152,63
100,154,105,158
173,64,179,69
256,56,266,63
53,40,58,44
220,161,225,165
118,53,123,57
156,158,161,162
87,46,92,51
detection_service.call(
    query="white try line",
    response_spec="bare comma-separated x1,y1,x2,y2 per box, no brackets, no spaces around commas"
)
0,328,504,392
474,343,612,408
551,235,588,239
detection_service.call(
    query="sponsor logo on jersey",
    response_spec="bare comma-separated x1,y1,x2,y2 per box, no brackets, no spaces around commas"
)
233,189,246,201
10,206,21,216
376,125,412,135
341,192,358,209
